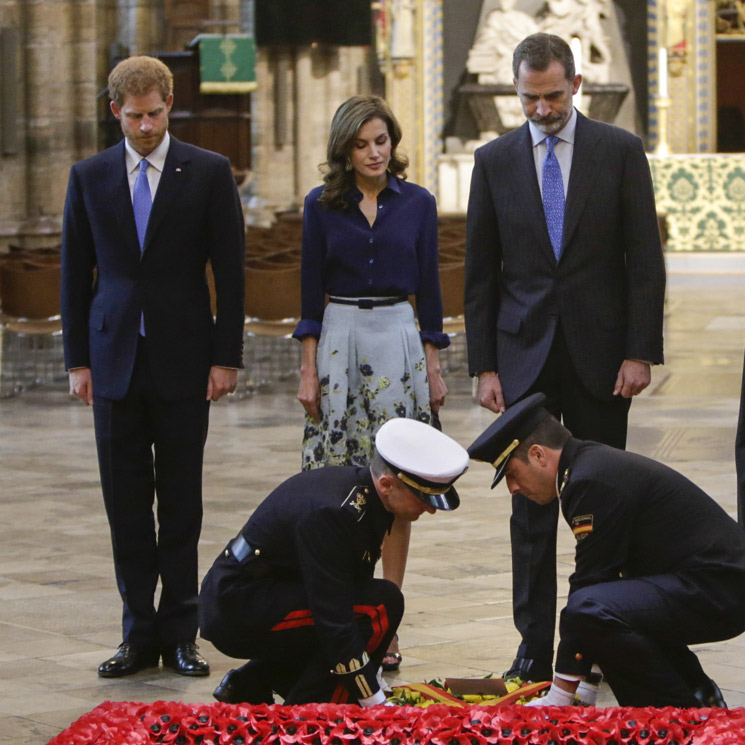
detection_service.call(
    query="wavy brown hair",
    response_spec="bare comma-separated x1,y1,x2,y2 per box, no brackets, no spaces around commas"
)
318,95,408,211
108,55,174,107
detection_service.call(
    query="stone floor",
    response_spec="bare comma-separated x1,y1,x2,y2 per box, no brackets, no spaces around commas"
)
2,262,745,744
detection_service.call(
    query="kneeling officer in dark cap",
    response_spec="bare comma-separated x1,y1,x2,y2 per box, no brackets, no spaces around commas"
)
200,418,469,706
469,393,745,708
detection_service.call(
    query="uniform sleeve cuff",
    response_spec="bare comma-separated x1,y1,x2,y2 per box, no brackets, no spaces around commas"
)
358,689,387,707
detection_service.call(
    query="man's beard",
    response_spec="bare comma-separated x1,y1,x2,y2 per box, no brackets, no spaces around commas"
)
531,114,567,135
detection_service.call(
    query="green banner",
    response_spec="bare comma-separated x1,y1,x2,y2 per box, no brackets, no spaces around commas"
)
194,34,256,94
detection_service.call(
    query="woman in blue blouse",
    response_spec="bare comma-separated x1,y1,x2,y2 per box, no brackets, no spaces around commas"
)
292,95,450,670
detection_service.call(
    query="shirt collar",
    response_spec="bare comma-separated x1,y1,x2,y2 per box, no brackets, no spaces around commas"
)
124,130,170,174
529,107,577,148
348,173,401,203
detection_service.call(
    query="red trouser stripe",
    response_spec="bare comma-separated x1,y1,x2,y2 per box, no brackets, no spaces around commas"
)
352,603,389,653
270,604,390,703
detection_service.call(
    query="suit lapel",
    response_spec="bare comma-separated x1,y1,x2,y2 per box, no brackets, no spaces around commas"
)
101,142,141,258
562,113,601,254
511,123,557,266
142,136,190,254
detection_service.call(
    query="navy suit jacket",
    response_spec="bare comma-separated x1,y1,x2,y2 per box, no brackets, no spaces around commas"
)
61,136,246,401
464,112,666,403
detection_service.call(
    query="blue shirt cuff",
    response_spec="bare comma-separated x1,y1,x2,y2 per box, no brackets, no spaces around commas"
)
420,330,451,349
292,318,322,341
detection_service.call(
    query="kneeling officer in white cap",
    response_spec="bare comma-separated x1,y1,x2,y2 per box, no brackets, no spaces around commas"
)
469,392,745,708
200,418,468,706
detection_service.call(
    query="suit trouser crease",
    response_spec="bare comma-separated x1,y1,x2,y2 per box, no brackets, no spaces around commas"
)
511,325,630,661
93,341,209,646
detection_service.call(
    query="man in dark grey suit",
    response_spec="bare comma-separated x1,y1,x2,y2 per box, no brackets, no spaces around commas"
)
464,33,666,683
61,55,245,678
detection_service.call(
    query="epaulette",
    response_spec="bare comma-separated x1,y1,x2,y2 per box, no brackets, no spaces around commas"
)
340,485,371,522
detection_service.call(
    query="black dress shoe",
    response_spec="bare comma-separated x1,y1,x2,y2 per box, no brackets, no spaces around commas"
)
503,656,553,683
98,643,160,678
162,641,210,676
213,663,274,704
693,677,728,708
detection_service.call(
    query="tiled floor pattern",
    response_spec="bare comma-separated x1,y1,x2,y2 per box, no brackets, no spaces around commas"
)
2,271,745,743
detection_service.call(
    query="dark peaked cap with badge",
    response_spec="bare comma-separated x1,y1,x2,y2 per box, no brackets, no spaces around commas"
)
468,393,552,487
375,418,469,511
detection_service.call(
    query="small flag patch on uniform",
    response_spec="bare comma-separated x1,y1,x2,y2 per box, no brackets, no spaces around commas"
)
571,514,594,540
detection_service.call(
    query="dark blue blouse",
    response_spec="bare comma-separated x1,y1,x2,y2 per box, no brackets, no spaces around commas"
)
292,175,449,348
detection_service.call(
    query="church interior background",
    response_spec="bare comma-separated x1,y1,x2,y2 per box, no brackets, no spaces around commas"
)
0,0,744,389
2,0,745,246
3,5,745,740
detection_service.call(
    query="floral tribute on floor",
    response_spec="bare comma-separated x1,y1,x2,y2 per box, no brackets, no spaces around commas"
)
47,699,745,745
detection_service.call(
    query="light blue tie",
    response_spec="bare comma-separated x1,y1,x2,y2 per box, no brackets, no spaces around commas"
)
542,136,565,260
133,159,151,335
133,158,152,251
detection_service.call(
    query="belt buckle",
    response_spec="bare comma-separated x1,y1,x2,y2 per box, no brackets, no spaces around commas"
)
358,299,374,310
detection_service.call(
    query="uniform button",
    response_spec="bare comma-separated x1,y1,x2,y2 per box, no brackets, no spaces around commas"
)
369,237,373,243
575,653,583,661
378,204,382,209
255,549,261,556
369,259,374,264
224,549,230,557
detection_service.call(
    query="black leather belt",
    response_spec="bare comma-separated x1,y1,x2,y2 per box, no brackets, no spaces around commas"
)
329,296,407,310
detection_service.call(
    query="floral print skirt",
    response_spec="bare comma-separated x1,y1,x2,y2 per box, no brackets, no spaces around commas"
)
302,300,431,469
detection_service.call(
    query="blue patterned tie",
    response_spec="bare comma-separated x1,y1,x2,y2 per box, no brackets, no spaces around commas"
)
133,159,151,335
133,158,152,251
542,136,565,260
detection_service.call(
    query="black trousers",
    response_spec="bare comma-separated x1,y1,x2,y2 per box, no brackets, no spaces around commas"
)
93,339,210,648
200,571,403,704
559,575,745,706
736,348,745,528
511,326,631,663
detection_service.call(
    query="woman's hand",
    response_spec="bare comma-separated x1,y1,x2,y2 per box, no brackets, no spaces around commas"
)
424,343,447,414
298,336,322,422
297,369,322,422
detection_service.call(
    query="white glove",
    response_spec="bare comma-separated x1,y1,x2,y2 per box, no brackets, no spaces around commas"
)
376,665,393,695
358,689,387,707
576,680,599,706
525,682,575,707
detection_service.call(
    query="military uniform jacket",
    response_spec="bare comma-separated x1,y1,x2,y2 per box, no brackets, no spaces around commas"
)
211,466,394,695
555,438,745,672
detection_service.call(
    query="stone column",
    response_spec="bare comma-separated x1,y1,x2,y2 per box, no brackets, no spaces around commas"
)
17,0,79,247
117,0,164,57
0,1,27,245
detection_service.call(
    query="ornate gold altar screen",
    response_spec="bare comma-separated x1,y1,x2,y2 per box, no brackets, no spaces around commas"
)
373,0,444,195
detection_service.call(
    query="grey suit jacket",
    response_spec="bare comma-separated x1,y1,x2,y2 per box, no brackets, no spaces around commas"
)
464,112,665,403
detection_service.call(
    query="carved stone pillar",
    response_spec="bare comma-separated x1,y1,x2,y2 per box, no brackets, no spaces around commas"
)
117,0,165,56
15,0,84,247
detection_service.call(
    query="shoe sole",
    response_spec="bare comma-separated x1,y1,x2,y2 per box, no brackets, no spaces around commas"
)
98,662,160,678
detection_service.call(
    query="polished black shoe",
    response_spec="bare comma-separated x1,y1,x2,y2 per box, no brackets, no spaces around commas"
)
98,643,160,678
503,656,553,683
693,677,728,708
162,641,210,676
213,664,274,704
